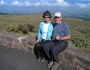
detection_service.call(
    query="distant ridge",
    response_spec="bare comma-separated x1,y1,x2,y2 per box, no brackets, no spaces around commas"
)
0,12,7,15
0,11,90,20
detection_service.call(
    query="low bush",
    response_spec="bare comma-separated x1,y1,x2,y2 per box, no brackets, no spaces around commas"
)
7,24,35,34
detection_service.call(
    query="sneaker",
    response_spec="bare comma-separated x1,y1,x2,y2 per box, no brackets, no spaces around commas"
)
37,58,41,62
48,61,54,68
51,62,59,70
41,58,46,63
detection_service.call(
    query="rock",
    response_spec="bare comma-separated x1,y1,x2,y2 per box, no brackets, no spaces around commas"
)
0,32,90,70
58,47,90,70
0,32,35,50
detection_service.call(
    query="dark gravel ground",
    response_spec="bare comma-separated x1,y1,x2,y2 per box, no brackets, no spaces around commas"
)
0,45,50,70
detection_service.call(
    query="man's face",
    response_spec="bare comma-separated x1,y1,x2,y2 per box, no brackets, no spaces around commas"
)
43,16,50,22
54,17,62,23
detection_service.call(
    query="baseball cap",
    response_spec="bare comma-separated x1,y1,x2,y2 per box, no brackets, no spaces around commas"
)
54,12,62,17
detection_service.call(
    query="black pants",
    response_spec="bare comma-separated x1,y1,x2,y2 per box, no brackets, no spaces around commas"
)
43,40,68,63
34,40,50,60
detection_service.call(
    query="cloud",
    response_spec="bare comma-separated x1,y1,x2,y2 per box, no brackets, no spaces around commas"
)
55,0,70,7
24,1,30,6
1,0,89,9
31,2,52,6
30,0,70,7
10,1,51,7
76,3,90,8
0,0,70,7
11,1,24,6
41,2,52,6
11,1,31,6
0,0,7,5
31,2,40,6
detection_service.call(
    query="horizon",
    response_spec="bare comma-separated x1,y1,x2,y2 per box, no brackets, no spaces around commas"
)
0,0,90,19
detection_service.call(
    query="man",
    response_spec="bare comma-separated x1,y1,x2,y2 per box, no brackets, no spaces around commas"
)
34,10,53,62
43,12,71,70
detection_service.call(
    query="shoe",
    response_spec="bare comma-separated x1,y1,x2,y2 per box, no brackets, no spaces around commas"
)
48,61,54,68
41,58,46,63
51,62,59,70
37,58,41,62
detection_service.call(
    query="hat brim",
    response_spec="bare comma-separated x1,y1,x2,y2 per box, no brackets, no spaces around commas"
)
54,16,61,18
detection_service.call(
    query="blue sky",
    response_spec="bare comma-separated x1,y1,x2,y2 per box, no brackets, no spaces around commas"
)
0,0,90,15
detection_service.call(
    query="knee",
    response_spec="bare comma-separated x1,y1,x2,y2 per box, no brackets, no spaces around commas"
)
34,46,37,50
43,45,49,52
42,46,47,51
34,45,40,52
52,49,58,55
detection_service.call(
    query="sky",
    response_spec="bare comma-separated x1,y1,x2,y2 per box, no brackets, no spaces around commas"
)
0,0,90,16
0,0,90,7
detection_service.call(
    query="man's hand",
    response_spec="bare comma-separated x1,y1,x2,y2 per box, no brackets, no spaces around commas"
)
55,35,61,40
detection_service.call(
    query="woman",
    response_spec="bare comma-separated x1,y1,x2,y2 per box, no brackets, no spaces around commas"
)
34,10,53,62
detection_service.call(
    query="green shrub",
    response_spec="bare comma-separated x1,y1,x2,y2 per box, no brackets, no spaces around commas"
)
72,37,88,48
7,24,18,32
7,24,35,34
71,29,90,48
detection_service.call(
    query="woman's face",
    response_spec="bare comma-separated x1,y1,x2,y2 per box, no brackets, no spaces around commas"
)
43,16,51,23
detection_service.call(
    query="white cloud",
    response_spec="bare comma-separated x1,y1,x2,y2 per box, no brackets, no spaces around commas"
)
10,0,70,7
76,3,90,8
11,1,31,6
30,0,70,7
41,2,52,6
10,1,51,7
29,2,52,6
55,0,70,7
31,2,40,6
0,0,70,7
24,1,30,6
0,0,7,5
11,1,24,6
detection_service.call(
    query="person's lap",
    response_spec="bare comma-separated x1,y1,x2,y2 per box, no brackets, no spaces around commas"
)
42,41,54,61
52,40,68,55
34,42,43,59
34,40,52,62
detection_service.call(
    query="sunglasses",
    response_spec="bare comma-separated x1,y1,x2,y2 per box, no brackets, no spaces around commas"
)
54,16,60,18
43,16,50,18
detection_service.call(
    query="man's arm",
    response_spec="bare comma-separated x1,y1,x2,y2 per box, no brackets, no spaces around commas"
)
60,35,71,40
55,35,71,40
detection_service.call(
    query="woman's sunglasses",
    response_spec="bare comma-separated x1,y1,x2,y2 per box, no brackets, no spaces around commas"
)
43,16,50,18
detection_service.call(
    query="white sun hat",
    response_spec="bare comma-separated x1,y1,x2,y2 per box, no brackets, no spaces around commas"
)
54,12,62,17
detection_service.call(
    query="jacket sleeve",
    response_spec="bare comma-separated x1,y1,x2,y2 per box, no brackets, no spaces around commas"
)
47,23,53,40
37,24,42,40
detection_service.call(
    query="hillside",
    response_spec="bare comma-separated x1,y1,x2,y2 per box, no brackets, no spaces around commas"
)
0,15,90,49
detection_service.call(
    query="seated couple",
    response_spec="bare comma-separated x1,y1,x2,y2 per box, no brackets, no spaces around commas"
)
34,10,71,70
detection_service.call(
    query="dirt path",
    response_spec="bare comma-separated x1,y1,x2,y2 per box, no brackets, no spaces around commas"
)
0,45,50,70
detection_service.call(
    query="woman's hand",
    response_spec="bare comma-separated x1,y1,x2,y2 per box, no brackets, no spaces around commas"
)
34,39,40,45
